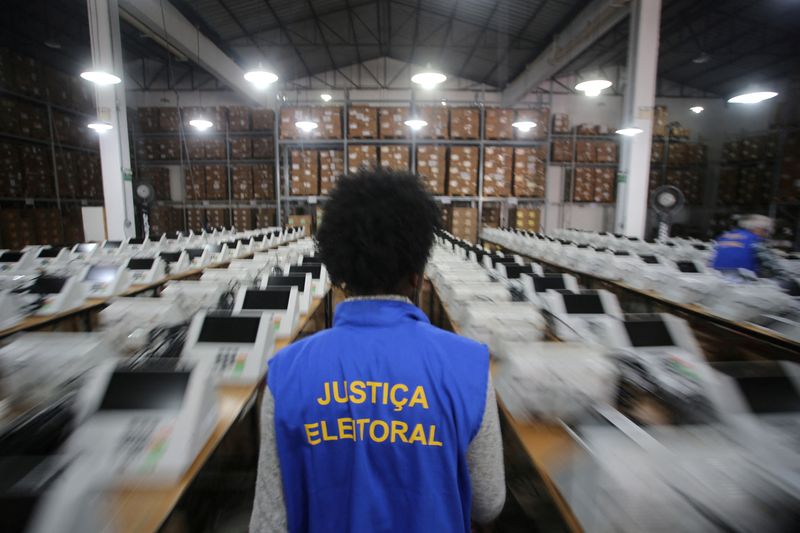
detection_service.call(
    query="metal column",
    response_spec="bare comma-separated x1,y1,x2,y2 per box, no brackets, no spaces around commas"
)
614,0,661,237
87,0,136,238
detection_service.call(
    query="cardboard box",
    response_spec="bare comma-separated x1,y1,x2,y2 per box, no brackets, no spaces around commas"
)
232,165,254,199
439,204,452,232
347,145,378,174
287,214,313,231
419,106,449,139
230,137,252,159
315,106,343,139
448,146,478,196
449,107,480,139
139,167,171,200
451,206,478,242
595,141,617,163
513,147,546,198
232,208,253,230
514,108,549,140
228,106,251,131
653,105,669,137
552,113,570,134
576,141,596,163
204,138,225,160
0,97,19,134
185,208,205,232
205,165,228,200
573,167,595,202
668,143,689,166
552,140,574,162
576,124,599,136
136,107,159,134
253,164,275,200
184,166,206,200
187,138,205,160
18,103,48,140
255,207,276,228
593,168,616,203
252,137,274,159
320,149,344,195
252,108,275,131
416,145,447,195
482,146,513,197
158,107,179,132
379,107,409,139
206,208,227,229
290,149,319,196
514,207,541,232
484,108,513,140
11,53,44,99
379,145,410,172
481,204,501,228
280,107,308,139
651,141,665,163
155,138,180,161
348,105,378,139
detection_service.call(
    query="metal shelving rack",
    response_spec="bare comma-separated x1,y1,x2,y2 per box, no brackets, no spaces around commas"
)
649,134,708,206
129,107,279,232
0,87,102,246
276,93,552,232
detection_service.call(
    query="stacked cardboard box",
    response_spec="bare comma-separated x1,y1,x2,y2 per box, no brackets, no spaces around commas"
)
139,167,171,200
158,108,179,132
576,141,595,163
514,207,541,232
481,205,501,228
0,98,19,134
187,138,204,160
33,208,61,244
759,135,779,159
185,166,206,200
419,106,449,139
416,145,447,195
553,113,570,134
348,145,378,173
681,171,703,205
228,106,251,131
593,168,615,203
451,206,478,242
253,164,275,200
290,149,320,195
20,144,53,197
44,68,71,108
379,145,410,172
205,138,225,160
62,208,84,243
320,149,344,195
379,107,409,139
184,208,204,232
54,151,77,199
651,141,665,163
232,208,253,230
206,208,227,228
252,108,275,131
450,108,480,139
717,167,739,205
76,153,102,199
287,214,313,231
314,107,342,139
252,137,273,159
230,137,251,159
205,165,227,200
484,108,513,140
595,141,617,163
552,140,573,162
17,103,47,140
514,108,549,140
10,53,44,99
255,208,276,227
779,134,800,202
232,165,253,199
653,106,669,137
148,206,172,236
448,146,479,196
668,143,689,166
576,124,599,136
669,125,690,139
348,105,379,139
482,146,513,197
513,147,546,198
439,205,452,232
649,170,661,195
137,107,159,133
0,209,36,249
722,141,741,163
280,107,309,139
573,167,595,202
0,141,22,197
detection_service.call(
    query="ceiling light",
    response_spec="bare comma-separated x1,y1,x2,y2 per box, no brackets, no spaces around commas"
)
411,71,447,89
295,120,318,133
512,120,537,133
727,91,778,104
692,52,710,64
87,121,113,133
244,69,278,89
689,106,704,114
80,70,122,86
320,93,332,102
575,79,612,97
189,118,213,131
44,40,61,50
404,118,428,131
441,100,447,106
616,127,643,137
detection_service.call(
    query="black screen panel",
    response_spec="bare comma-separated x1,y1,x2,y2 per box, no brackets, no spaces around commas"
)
198,315,262,343
624,319,675,347
98,371,190,411
242,289,291,310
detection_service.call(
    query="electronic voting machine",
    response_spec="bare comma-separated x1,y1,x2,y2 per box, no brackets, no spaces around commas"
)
233,286,299,338
79,264,130,298
287,262,328,297
545,289,623,345
262,273,313,314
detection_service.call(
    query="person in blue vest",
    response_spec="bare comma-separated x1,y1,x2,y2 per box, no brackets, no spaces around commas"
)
711,214,776,275
250,170,505,533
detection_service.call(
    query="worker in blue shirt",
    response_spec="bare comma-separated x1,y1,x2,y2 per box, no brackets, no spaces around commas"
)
250,170,505,533
711,214,777,275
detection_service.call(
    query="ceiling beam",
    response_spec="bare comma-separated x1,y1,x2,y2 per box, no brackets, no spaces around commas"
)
118,0,262,103
502,0,629,104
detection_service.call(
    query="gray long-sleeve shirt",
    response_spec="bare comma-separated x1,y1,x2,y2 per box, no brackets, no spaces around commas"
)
249,372,506,532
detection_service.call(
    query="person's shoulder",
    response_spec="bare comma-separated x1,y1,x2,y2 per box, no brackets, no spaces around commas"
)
269,328,337,366
414,321,489,358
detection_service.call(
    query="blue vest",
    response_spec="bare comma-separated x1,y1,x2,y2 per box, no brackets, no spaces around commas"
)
711,228,762,273
268,300,489,533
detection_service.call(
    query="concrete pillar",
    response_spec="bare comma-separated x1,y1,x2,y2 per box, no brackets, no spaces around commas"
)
87,0,135,238
615,0,661,237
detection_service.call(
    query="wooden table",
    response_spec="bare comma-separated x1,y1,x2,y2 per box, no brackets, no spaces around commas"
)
481,237,800,362
426,279,583,533
105,293,328,533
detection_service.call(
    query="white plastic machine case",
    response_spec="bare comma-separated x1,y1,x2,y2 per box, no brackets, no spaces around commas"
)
233,286,300,338
68,360,218,486
98,240,126,256
32,246,70,269
521,272,580,304
126,256,166,285
262,272,313,315
160,280,227,310
182,311,277,383
22,274,88,316
159,250,191,275
286,263,328,297
544,290,624,345
79,263,131,298
0,249,36,273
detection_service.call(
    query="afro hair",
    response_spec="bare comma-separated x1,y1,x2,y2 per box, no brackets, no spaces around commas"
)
315,169,440,295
